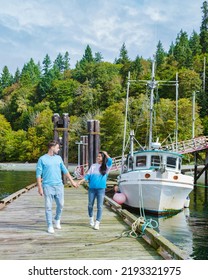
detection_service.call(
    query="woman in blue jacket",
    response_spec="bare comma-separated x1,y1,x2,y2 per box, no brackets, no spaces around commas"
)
78,151,112,230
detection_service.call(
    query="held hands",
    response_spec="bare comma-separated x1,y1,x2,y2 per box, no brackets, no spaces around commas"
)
72,181,78,188
77,179,85,187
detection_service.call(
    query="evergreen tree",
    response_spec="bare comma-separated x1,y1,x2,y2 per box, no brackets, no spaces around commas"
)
189,30,202,56
63,51,70,70
168,42,175,56
115,43,130,65
155,40,166,67
130,55,143,79
94,52,103,63
42,54,52,75
20,58,41,85
54,53,64,72
173,30,193,68
0,66,13,89
200,1,208,53
14,68,21,83
80,45,94,64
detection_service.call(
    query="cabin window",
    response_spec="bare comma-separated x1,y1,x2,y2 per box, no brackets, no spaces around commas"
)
151,155,161,167
127,155,134,170
136,156,147,167
167,157,177,168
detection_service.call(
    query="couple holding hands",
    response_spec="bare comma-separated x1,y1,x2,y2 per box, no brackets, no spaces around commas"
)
36,140,112,233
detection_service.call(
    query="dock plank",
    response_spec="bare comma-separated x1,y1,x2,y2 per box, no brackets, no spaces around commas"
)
0,186,163,260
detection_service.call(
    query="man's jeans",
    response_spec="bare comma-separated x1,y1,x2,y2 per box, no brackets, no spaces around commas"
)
88,188,105,222
43,185,64,227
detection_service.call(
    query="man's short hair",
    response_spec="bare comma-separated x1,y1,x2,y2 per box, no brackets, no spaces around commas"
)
48,140,59,149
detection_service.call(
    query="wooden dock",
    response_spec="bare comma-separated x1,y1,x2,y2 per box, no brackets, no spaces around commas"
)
0,184,186,260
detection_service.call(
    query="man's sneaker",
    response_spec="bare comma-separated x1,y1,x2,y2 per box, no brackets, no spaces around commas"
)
54,219,61,229
90,217,94,227
47,226,55,234
94,220,100,230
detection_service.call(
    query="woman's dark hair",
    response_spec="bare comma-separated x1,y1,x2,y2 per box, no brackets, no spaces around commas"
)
99,152,108,176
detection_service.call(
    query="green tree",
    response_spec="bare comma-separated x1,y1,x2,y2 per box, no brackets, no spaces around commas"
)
200,1,208,53
130,55,143,80
173,30,193,68
49,78,80,113
155,40,166,67
189,30,202,56
54,53,64,72
20,58,41,85
0,66,13,93
94,52,103,63
115,43,130,65
80,45,94,64
99,102,125,156
179,69,202,98
0,114,13,161
63,51,70,71
14,68,21,83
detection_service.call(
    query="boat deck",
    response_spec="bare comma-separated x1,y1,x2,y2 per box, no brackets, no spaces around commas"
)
0,185,163,260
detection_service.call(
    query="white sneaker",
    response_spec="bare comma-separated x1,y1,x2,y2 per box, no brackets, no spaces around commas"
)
54,219,61,229
47,226,55,234
90,217,94,227
94,221,100,230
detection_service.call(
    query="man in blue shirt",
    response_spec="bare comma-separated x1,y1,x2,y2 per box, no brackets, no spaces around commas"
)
36,140,77,233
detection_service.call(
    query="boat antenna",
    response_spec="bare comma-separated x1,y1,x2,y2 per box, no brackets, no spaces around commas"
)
121,71,130,171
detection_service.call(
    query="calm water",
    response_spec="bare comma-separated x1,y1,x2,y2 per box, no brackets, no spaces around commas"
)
0,170,208,260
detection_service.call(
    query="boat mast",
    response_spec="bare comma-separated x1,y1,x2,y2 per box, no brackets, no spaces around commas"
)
121,71,130,170
175,72,179,151
148,59,156,149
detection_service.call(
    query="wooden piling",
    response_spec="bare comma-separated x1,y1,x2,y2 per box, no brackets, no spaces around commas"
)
87,120,94,167
87,120,100,168
62,113,69,169
52,113,60,142
93,120,100,163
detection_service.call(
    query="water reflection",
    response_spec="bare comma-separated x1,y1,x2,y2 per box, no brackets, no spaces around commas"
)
148,209,193,259
0,170,35,200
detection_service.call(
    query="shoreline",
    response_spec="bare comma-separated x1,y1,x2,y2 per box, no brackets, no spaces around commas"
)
0,162,77,172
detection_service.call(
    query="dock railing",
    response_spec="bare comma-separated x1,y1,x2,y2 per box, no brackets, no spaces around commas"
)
162,136,208,154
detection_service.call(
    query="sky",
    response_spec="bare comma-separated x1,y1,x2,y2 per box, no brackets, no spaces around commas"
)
0,0,204,74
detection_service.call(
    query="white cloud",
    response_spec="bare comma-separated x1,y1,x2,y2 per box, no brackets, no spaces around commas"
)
0,0,203,73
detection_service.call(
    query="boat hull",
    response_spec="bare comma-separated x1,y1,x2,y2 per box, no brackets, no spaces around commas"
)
118,170,193,215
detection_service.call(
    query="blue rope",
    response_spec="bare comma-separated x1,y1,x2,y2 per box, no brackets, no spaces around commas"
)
141,218,159,234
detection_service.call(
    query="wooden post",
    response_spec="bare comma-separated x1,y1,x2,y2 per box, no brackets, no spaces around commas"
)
205,150,208,187
52,113,69,184
78,135,88,176
194,152,198,186
52,113,60,142
87,120,94,168
62,113,69,169
93,120,100,163
87,120,100,168
83,135,88,166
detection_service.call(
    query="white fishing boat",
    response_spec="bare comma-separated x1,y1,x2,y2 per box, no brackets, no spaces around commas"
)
117,59,194,215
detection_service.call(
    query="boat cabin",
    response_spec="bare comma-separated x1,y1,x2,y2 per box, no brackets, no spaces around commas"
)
123,151,182,173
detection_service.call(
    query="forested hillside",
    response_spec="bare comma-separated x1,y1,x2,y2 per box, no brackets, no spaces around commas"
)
0,2,208,162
